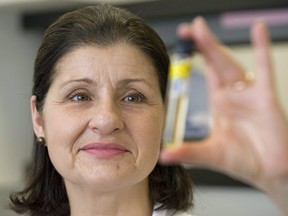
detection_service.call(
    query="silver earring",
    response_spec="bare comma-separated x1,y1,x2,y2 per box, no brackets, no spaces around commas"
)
36,136,46,146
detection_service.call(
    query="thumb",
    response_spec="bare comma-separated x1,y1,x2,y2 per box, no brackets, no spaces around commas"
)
159,140,222,169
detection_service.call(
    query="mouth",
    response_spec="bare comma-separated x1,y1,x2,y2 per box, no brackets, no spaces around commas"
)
80,143,130,159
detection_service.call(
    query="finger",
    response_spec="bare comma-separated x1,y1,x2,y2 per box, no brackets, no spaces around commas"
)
180,17,246,90
251,21,274,89
159,140,223,170
176,23,193,39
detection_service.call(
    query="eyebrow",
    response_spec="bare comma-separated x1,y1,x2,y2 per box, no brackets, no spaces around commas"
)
59,78,154,89
60,78,94,89
117,78,153,88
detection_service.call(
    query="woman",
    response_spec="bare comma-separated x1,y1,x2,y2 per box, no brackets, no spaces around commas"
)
10,4,193,216
10,3,288,216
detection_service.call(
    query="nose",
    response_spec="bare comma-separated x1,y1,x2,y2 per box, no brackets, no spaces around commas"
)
88,99,124,135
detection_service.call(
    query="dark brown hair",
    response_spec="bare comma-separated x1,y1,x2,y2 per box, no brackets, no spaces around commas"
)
9,4,193,215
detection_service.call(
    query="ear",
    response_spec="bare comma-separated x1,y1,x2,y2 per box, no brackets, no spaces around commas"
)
30,95,45,138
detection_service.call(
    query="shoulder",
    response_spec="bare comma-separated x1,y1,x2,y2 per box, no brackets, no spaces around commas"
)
171,211,195,216
152,210,195,216
152,205,195,216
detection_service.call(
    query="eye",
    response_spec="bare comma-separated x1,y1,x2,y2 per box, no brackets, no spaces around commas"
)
69,91,91,102
123,92,145,103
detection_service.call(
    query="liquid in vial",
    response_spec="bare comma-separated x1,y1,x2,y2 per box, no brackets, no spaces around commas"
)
163,39,194,148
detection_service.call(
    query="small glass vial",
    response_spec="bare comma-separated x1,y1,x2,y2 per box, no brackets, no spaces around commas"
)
163,39,194,148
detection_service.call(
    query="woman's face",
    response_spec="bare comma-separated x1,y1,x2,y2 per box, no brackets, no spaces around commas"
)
31,44,164,191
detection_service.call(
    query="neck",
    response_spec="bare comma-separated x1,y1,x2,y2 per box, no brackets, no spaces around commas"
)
66,178,153,216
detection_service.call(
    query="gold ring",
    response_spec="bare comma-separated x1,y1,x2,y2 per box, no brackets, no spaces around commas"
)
232,71,255,91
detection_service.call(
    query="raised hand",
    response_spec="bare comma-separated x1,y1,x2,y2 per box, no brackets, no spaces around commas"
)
160,17,288,215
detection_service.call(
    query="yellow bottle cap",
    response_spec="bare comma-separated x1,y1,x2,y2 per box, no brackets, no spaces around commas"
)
169,60,191,79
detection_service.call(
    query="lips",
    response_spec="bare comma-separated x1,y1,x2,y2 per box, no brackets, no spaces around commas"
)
80,143,129,158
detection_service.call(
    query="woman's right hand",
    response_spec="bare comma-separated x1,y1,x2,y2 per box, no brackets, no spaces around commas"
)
160,17,288,215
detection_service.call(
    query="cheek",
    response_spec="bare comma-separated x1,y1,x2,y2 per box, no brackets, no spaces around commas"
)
45,110,84,144
129,109,164,163
43,108,87,173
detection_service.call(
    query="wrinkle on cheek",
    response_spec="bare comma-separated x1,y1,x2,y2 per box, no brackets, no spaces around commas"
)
45,118,87,172
132,109,163,165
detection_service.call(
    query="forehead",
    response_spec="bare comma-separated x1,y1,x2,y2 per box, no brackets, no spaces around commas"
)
53,43,158,83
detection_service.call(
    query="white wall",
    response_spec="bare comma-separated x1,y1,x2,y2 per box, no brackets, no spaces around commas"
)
192,186,280,216
0,6,41,186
